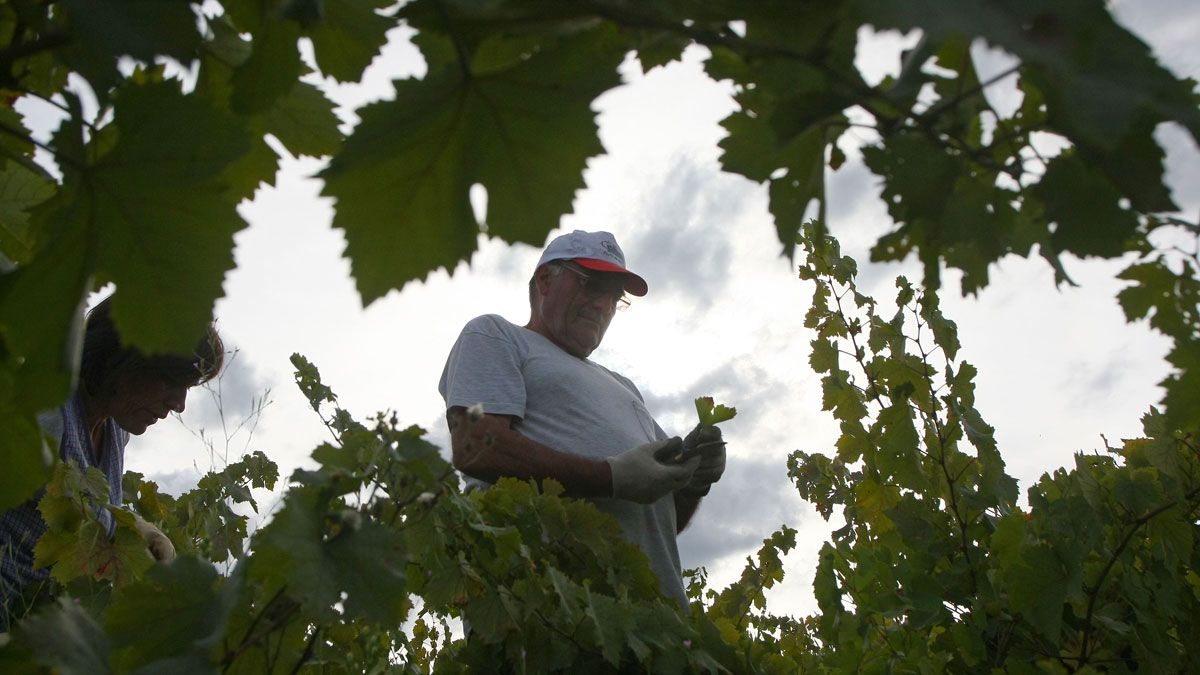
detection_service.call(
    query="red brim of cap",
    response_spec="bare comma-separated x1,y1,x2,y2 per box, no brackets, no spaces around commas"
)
575,258,649,296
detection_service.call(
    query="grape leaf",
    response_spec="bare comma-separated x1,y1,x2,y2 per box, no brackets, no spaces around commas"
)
106,556,227,672
13,598,111,674
584,588,633,667
855,0,1200,147
321,27,624,303
307,0,395,83
263,82,343,158
0,407,56,510
1035,152,1138,259
0,187,90,416
0,159,55,264
253,487,408,624
85,82,252,354
694,396,737,426
58,0,202,99
232,18,303,115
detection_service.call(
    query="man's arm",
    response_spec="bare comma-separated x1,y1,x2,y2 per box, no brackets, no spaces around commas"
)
674,490,702,532
446,406,613,498
672,424,727,532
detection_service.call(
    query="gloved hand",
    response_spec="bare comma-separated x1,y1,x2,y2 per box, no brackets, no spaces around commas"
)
607,437,700,504
133,514,176,563
680,424,726,498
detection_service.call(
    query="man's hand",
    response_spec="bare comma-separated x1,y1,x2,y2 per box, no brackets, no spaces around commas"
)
133,514,176,563
680,424,726,498
607,438,700,504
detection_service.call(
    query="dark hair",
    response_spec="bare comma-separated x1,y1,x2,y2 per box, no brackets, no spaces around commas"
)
79,296,224,396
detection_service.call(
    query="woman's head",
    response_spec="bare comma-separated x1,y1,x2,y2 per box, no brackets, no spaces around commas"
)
80,296,224,434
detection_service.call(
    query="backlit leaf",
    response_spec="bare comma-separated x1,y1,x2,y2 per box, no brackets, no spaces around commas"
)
321,27,624,303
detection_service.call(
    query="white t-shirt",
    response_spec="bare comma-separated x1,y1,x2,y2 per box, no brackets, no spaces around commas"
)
438,314,686,606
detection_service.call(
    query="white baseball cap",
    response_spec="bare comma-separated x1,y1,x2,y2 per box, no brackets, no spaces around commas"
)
535,230,648,296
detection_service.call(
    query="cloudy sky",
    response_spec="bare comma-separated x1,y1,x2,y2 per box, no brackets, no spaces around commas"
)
98,0,1200,617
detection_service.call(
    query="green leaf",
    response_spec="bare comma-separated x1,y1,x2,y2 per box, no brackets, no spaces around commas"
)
862,131,1023,291
1035,152,1138,259
990,514,1070,642
584,588,633,667
320,27,624,303
0,189,90,414
232,18,304,115
82,82,252,355
856,0,1200,149
290,353,338,409
0,409,55,510
0,159,56,264
872,403,925,490
766,127,829,259
462,585,516,639
253,487,408,623
918,291,959,361
13,597,111,674
263,82,343,158
694,396,737,426
1162,337,1200,436
809,337,839,374
307,0,395,83
631,30,690,72
58,0,202,98
106,556,227,672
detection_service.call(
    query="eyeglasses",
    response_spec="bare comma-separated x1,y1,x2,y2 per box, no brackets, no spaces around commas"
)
557,263,631,311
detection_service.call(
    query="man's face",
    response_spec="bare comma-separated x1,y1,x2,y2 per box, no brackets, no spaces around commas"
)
107,369,190,435
532,262,626,358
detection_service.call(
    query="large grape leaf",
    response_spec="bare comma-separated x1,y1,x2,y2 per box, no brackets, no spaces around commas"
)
106,556,229,672
252,486,408,624
307,0,395,83
231,18,303,115
863,131,1034,293
1034,152,1138,259
0,159,55,264
0,405,56,511
11,83,248,363
12,598,111,674
58,0,202,98
196,22,340,182
711,3,861,259
263,82,344,158
321,27,624,304
83,82,252,354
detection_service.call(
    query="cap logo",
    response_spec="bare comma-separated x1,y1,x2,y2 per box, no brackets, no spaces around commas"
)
601,240,619,260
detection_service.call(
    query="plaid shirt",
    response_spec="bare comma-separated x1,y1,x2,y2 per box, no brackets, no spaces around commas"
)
0,390,127,629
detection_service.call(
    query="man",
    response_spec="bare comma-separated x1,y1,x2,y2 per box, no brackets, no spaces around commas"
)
438,230,726,607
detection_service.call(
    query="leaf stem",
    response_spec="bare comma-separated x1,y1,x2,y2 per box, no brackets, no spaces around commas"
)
913,298,978,593
918,64,1020,125
289,626,321,675
0,32,71,71
827,276,885,410
0,118,84,172
1077,482,1200,666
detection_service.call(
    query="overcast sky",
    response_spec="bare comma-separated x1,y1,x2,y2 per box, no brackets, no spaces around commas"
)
105,1,1200,617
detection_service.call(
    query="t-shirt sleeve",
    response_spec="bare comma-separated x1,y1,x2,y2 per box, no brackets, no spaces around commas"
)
439,318,527,419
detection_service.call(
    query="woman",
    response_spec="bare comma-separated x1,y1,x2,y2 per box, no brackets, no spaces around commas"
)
0,295,223,628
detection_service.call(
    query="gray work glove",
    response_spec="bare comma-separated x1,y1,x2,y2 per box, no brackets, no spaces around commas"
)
134,514,176,563
607,437,700,504
680,424,726,498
